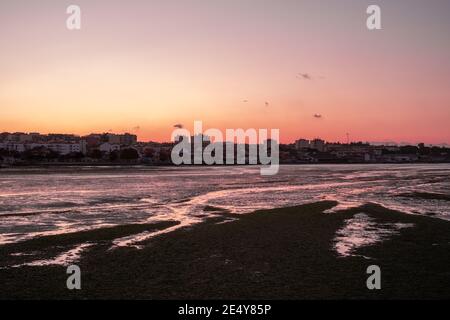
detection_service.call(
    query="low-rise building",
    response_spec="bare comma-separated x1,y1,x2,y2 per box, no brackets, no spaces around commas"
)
99,143,121,153
310,139,325,152
295,139,310,149
0,141,86,155
30,143,84,155
107,133,138,146
0,143,26,152
381,154,419,163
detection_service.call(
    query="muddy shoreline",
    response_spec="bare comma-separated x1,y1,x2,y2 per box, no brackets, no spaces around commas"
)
1,201,450,299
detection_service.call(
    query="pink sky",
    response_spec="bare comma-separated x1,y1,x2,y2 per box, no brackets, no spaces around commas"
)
0,0,449,144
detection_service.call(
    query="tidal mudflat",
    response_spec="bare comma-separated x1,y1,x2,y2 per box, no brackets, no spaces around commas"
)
0,164,449,299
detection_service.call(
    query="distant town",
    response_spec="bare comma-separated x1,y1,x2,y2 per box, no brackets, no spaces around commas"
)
0,131,449,167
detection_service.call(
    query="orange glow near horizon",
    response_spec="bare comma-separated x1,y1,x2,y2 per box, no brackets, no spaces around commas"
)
1,1,449,145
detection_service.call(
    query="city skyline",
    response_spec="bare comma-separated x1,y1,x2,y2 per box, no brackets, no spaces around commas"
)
1,130,449,147
1,129,449,147
1,0,450,144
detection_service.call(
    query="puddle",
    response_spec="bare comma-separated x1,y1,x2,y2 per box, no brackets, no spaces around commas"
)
333,213,414,258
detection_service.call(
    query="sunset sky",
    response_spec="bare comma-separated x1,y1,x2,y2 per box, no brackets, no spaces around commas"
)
1,0,449,144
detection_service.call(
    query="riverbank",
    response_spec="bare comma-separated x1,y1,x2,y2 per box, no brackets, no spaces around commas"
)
1,201,450,299
1,161,450,174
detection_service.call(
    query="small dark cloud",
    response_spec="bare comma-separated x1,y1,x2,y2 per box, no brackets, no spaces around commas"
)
265,101,270,107
242,99,248,103
313,114,322,119
297,73,326,80
173,124,183,129
132,126,141,131
298,73,312,80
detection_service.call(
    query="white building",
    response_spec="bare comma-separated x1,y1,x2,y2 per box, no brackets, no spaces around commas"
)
29,143,83,155
47,143,83,155
0,143,26,152
0,142,87,155
99,143,121,153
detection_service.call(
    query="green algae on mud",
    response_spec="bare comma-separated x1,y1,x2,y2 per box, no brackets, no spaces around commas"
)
1,201,450,299
0,221,179,267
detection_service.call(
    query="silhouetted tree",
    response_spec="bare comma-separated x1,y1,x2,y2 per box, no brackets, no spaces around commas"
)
120,148,139,160
143,148,155,158
89,149,103,159
109,150,119,161
158,150,170,162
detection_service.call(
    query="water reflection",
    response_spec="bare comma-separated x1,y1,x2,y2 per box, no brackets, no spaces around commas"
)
334,213,414,258
0,164,448,247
